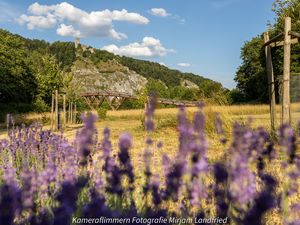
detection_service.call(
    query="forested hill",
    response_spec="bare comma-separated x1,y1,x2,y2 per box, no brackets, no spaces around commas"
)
0,28,229,115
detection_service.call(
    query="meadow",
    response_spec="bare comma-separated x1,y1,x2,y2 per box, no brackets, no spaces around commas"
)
0,102,299,225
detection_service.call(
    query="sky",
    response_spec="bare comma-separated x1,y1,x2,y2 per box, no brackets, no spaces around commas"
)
0,0,276,89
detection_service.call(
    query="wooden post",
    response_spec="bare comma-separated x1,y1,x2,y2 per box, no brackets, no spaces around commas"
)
63,94,66,128
68,102,71,124
264,32,276,133
74,103,77,124
55,90,59,130
70,101,73,124
282,17,291,124
58,107,61,130
51,93,54,130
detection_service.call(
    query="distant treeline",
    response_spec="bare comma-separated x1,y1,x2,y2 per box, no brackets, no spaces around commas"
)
0,28,229,120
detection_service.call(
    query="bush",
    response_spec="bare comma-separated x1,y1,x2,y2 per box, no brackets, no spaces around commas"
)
96,107,107,119
0,103,33,122
33,97,50,112
229,88,246,104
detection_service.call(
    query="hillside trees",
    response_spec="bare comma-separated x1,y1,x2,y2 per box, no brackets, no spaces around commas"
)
120,57,203,88
49,41,76,70
0,27,230,118
0,29,37,103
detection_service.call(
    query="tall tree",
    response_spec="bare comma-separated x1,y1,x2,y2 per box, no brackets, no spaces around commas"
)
234,0,300,103
0,29,37,103
235,36,268,102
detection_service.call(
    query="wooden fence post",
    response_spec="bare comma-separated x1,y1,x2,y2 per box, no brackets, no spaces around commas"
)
51,93,54,130
264,32,276,133
68,102,71,124
282,17,291,124
74,103,77,124
63,94,66,129
55,90,59,130
70,101,73,125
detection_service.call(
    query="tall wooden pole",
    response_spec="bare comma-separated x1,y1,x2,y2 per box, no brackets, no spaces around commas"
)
74,103,77,124
70,101,73,125
55,90,58,130
282,17,291,124
68,102,71,124
264,32,276,133
63,94,66,129
51,93,54,130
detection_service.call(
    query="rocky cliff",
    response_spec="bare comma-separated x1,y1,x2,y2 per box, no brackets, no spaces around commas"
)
71,58,147,94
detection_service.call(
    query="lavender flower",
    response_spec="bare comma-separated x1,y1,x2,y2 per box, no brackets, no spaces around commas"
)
118,133,134,184
0,95,299,224
105,165,123,196
213,163,229,218
144,92,157,132
151,175,162,206
229,154,256,205
77,113,97,167
278,124,297,163
243,174,277,225
228,123,257,206
163,159,186,201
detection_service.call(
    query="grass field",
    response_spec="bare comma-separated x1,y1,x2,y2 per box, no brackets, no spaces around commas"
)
2,103,300,170
100,104,300,225
1,103,299,225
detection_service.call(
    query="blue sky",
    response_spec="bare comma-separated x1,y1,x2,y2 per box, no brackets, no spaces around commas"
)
0,0,275,89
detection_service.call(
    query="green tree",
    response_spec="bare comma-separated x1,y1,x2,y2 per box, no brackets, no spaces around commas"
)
49,41,76,71
235,0,300,103
234,36,268,102
31,54,64,104
145,78,169,98
0,29,37,103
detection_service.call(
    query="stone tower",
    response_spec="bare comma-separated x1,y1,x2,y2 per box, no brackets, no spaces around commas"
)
75,37,80,48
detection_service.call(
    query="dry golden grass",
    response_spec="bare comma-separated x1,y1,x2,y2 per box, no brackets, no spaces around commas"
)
1,103,299,224
98,104,299,224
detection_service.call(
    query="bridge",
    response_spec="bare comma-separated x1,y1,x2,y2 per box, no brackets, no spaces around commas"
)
81,91,199,110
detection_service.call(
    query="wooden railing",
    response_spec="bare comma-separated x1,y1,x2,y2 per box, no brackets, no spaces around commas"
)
81,91,199,110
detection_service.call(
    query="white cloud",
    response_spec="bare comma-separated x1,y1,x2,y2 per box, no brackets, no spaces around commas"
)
56,24,81,37
178,63,191,67
28,2,56,15
110,9,149,24
17,14,57,30
159,62,166,66
102,37,174,57
17,2,149,39
149,8,185,25
150,8,171,17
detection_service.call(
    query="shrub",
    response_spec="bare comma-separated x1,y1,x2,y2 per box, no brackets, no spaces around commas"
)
96,107,108,119
33,97,50,112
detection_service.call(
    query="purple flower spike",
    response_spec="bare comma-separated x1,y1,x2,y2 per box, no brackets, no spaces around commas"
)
163,159,186,201
78,113,98,167
118,133,135,184
278,124,297,163
118,133,132,165
145,92,157,132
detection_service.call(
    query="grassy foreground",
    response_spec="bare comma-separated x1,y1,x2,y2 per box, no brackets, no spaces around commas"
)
0,103,299,225
1,103,300,180
63,103,299,225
